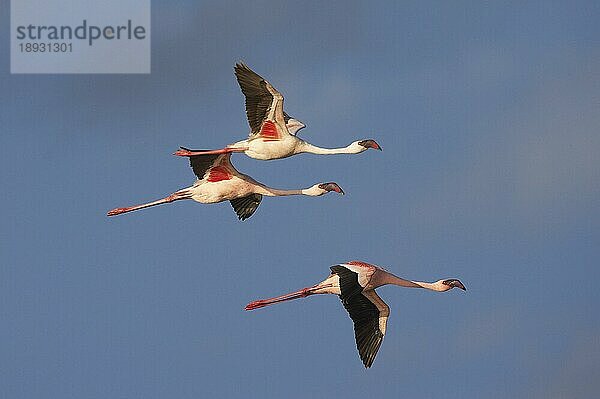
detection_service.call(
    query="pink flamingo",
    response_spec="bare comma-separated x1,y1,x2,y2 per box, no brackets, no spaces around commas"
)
108,151,343,220
246,260,465,367
175,63,381,161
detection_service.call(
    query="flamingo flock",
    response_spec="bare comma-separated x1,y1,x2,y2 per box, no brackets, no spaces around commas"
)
107,63,465,368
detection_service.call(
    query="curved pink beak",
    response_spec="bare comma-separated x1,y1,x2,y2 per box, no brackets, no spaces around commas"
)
320,182,345,195
358,139,382,151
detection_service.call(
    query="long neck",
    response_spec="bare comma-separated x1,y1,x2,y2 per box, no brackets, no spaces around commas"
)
300,142,360,155
253,184,321,197
253,185,303,197
381,273,444,292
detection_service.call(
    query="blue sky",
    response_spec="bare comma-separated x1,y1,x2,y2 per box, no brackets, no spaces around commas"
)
1,1,599,398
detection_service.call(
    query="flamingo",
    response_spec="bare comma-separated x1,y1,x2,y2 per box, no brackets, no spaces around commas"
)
245,260,466,368
107,150,344,220
174,63,382,161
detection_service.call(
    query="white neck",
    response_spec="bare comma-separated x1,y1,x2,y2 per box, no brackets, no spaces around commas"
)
299,142,363,155
254,184,322,197
381,273,448,292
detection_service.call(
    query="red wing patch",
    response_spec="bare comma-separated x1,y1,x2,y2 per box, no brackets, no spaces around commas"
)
207,166,233,182
259,120,280,140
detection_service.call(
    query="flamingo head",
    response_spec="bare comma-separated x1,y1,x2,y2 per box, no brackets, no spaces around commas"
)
440,279,466,291
312,182,345,196
284,113,306,135
356,139,382,152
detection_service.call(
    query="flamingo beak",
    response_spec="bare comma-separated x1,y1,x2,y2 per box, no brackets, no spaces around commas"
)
320,182,345,195
358,139,382,151
442,279,466,291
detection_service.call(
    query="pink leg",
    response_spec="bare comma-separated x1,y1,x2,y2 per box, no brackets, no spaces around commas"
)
107,193,185,216
173,147,247,157
245,286,318,310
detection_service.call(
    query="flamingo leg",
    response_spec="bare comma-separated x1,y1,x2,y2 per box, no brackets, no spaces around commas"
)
245,282,336,310
107,191,190,216
173,147,247,157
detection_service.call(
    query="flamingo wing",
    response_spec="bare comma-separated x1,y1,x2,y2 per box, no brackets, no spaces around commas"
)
330,265,389,368
234,62,288,140
182,147,234,180
230,193,262,220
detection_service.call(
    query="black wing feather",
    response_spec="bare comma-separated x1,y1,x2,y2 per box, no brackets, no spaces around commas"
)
234,63,274,136
230,193,262,221
330,265,384,368
330,265,364,299
180,147,221,179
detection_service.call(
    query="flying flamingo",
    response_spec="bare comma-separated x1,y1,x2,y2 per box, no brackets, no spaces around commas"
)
107,150,344,220
174,63,382,161
245,260,466,368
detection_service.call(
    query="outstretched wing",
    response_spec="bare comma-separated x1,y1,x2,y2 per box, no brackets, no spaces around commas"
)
234,63,287,139
330,265,389,368
230,193,262,220
182,147,234,181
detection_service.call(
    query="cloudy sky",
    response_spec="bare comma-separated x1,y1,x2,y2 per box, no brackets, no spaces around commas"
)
1,1,599,398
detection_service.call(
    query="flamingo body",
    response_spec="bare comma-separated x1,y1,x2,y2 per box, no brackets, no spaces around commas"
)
228,133,300,160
